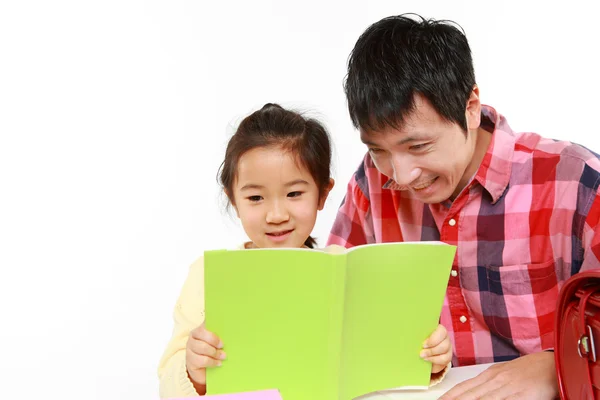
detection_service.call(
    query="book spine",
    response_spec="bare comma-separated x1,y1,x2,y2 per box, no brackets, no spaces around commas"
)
327,254,347,399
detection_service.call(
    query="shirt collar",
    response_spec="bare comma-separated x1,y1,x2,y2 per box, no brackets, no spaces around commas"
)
382,105,516,204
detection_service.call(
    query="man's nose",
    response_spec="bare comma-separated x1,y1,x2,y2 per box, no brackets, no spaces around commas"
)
391,155,421,186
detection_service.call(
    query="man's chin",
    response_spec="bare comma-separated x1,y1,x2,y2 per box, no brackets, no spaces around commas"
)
415,189,453,204
420,197,447,205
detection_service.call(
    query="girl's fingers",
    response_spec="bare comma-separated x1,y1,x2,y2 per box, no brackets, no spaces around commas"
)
186,363,206,386
423,324,447,348
187,348,224,369
421,338,451,358
185,325,227,387
188,338,227,360
423,353,452,372
430,361,449,374
191,324,224,349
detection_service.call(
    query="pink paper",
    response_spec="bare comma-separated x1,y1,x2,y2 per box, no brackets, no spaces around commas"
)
168,389,282,400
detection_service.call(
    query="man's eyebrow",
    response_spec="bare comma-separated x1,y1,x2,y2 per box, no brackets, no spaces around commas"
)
361,135,429,147
397,136,423,145
360,137,378,146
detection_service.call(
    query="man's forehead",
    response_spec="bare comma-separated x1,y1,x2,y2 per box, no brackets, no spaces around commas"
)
360,94,445,138
359,122,431,142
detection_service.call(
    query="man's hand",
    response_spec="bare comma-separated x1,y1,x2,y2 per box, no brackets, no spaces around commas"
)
439,351,558,400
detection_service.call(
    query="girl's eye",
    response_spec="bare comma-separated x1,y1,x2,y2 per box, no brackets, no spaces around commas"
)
287,191,303,198
248,195,263,202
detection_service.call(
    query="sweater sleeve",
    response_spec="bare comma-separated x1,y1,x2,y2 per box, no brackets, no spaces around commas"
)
429,362,451,387
158,256,206,398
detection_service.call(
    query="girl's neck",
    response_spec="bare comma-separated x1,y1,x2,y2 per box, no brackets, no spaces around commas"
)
243,241,309,249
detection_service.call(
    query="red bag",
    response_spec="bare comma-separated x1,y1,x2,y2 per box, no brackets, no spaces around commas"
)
555,271,600,399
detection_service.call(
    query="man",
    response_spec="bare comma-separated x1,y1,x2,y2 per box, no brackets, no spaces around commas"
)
328,14,600,399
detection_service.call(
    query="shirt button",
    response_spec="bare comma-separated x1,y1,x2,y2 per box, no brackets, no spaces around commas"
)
459,315,467,323
448,218,456,226
451,270,458,277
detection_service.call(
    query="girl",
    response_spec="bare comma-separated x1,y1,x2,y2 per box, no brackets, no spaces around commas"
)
158,103,452,397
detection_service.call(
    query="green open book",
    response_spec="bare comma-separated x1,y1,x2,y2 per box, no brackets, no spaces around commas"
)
204,242,456,400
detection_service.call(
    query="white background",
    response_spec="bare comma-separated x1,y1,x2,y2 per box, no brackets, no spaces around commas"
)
0,1,598,399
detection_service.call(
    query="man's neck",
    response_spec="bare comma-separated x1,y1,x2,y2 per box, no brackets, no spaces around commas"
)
451,127,493,200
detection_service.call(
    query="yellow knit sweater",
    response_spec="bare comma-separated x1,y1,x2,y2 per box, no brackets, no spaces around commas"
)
158,255,206,398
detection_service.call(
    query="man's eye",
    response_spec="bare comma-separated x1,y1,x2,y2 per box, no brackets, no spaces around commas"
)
248,195,262,202
410,143,429,151
369,148,383,154
288,191,303,198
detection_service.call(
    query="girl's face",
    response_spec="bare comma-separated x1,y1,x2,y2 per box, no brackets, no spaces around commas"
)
231,145,333,249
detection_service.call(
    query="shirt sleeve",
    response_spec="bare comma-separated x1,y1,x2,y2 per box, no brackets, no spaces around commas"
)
327,166,374,248
580,189,600,273
157,256,206,398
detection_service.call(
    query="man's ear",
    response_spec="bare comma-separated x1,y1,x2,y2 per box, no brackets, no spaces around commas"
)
224,189,240,218
465,85,482,132
318,178,335,210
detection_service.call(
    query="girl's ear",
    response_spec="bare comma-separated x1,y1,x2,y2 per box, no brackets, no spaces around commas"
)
318,178,335,211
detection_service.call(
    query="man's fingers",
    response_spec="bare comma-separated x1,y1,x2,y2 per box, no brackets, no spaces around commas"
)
478,385,521,400
439,379,480,400
439,369,494,400
452,376,509,400
441,353,557,399
191,325,223,349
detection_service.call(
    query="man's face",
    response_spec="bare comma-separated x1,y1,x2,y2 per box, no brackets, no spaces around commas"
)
360,93,483,204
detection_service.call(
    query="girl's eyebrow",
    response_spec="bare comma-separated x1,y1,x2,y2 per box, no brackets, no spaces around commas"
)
240,183,264,191
285,179,309,187
240,179,308,191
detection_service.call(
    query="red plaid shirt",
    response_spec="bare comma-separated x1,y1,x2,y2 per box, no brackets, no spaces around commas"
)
328,105,600,366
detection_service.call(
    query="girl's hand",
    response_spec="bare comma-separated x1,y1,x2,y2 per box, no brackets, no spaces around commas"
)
420,324,452,373
186,323,226,394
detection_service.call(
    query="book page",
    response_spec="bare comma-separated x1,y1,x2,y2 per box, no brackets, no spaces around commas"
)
338,242,456,399
204,249,346,400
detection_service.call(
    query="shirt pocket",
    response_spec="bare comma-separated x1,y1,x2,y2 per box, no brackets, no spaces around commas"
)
483,259,558,341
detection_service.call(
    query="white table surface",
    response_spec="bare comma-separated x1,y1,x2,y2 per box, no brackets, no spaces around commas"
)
355,362,496,399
